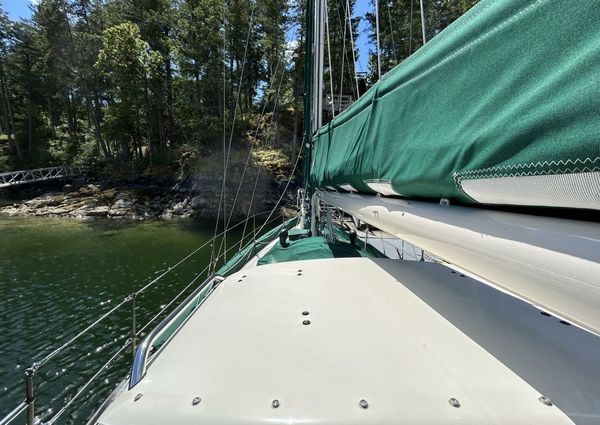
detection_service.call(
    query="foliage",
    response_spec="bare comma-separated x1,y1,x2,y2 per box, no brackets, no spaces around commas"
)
0,0,476,179
364,0,479,81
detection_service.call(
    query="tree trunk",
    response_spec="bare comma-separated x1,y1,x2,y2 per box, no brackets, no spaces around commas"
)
27,89,33,154
0,63,21,161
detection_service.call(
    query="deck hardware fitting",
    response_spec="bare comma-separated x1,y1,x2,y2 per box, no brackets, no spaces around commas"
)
540,311,551,317
359,399,369,409
440,198,450,206
134,393,143,402
539,396,553,406
448,398,460,408
302,311,309,316
272,399,280,408
303,320,311,325
192,397,201,405
559,320,571,326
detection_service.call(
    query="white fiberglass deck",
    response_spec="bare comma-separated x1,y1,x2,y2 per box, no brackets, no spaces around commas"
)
96,257,591,424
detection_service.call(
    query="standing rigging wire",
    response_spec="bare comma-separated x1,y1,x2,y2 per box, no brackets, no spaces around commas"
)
325,3,336,117
236,40,297,249
210,0,257,271
212,28,296,261
387,1,398,63
344,0,361,98
419,0,427,44
335,6,357,101
339,1,348,102
250,136,304,243
375,0,382,79
236,61,289,250
409,0,414,54
211,0,229,273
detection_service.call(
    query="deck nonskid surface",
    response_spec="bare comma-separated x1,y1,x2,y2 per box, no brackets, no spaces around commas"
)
99,258,577,424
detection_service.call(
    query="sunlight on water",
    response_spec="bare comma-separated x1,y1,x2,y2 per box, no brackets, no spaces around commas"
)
0,216,242,424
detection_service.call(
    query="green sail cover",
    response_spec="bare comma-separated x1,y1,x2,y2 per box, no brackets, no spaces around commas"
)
310,0,600,210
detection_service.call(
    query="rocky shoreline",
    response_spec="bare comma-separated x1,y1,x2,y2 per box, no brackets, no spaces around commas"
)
0,184,193,219
0,179,286,220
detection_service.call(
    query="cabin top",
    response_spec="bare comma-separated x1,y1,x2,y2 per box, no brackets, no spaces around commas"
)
96,257,579,424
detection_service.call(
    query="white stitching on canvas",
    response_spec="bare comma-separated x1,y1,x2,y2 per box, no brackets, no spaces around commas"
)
453,157,600,200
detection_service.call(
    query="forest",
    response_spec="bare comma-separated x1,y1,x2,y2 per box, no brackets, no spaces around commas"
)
0,0,477,179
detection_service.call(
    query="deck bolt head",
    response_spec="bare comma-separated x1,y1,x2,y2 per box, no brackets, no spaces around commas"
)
359,399,368,409
134,393,143,402
448,398,460,408
302,320,311,325
192,397,201,405
539,396,553,406
302,311,309,316
272,399,280,408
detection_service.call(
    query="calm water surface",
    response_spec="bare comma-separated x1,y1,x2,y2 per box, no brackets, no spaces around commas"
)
0,215,243,424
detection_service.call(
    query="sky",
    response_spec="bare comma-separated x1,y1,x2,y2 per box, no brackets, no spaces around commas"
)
354,1,371,73
1,0,371,72
2,0,35,21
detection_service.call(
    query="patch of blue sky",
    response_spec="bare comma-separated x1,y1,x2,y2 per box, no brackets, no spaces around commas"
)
2,0,35,21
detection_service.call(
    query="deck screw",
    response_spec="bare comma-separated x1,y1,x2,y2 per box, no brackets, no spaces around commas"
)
192,397,201,405
303,320,311,325
448,398,460,408
359,399,369,409
134,393,143,402
272,399,280,408
539,396,553,406
302,311,309,316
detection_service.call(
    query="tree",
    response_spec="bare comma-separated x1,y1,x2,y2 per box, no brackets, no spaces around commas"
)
96,21,161,161
365,0,478,81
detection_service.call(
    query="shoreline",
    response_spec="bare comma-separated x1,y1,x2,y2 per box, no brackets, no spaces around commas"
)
0,178,284,221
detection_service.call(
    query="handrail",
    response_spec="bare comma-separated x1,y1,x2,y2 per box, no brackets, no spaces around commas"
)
129,275,223,388
0,165,91,188
0,165,85,177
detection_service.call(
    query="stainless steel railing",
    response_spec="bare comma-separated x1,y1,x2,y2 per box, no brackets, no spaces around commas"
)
129,275,223,388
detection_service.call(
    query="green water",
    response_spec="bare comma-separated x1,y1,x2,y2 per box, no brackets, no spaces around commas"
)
0,215,243,424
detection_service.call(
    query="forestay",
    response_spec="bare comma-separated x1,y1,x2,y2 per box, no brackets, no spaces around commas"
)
310,0,600,210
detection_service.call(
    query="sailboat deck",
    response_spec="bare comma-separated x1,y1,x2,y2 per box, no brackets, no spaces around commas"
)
94,257,600,424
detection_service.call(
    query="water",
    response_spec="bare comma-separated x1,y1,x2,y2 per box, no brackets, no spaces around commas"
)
0,215,244,424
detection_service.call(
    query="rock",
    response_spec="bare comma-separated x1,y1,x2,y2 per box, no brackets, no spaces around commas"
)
113,198,134,209
72,205,109,218
172,202,185,214
190,195,205,208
